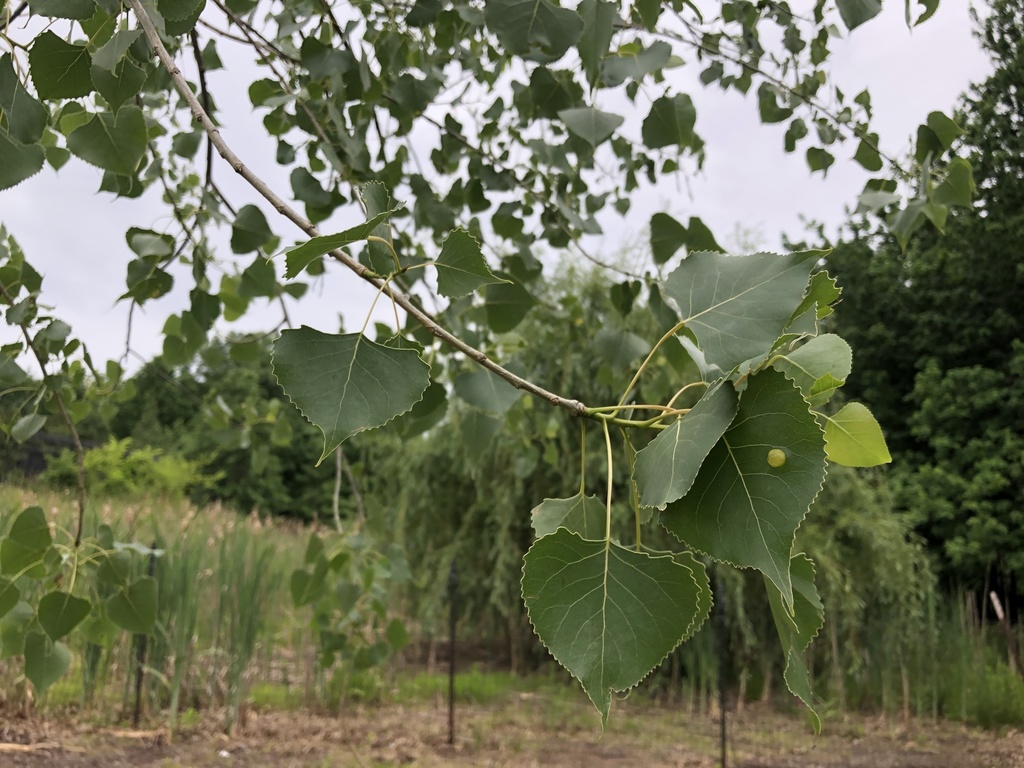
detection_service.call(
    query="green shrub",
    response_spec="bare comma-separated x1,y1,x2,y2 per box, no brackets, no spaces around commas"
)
41,437,204,498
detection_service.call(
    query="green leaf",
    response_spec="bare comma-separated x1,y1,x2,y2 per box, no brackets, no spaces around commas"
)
933,158,975,208
386,618,410,650
158,0,202,21
853,135,883,172
11,413,46,443
577,0,616,87
453,368,522,414
24,632,71,693
92,28,142,71
290,167,332,210
434,229,508,299
836,0,881,30
593,328,649,368
685,216,723,253
926,111,961,150
0,601,33,658
634,381,738,509
788,271,841,327
661,250,819,372
662,370,826,609
459,408,502,456
107,577,158,634
361,181,398,275
806,147,835,175
601,41,672,88
522,529,708,725
0,54,48,144
273,327,430,464
6,506,52,551
29,0,95,19
484,0,585,64
290,564,327,607
485,280,537,333
642,94,696,150
650,212,687,264
765,554,823,732
230,204,274,254
30,32,94,99
37,590,91,640
822,402,891,467
0,132,45,192
772,334,852,405
285,206,403,279
96,549,131,585
66,106,147,175
91,57,147,112
757,83,792,124
558,107,624,147
0,579,19,621
530,493,606,539
392,380,447,437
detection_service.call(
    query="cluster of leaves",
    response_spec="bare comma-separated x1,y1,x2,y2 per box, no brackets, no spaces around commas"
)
290,529,411,672
0,506,160,694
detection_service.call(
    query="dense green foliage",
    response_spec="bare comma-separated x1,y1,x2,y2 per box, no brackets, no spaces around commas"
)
825,0,1024,590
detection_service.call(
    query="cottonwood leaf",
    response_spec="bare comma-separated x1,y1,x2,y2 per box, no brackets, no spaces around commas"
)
391,380,447,437
642,94,696,149
558,107,623,147
661,250,819,373
0,133,45,192
650,212,688,264
1,506,52,578
10,413,46,443
434,229,507,299
822,402,891,467
230,204,273,254
273,327,430,464
836,0,881,30
773,334,852,405
593,328,648,368
285,206,403,279
484,0,584,63
91,28,142,71
530,493,606,539
0,54,48,144
66,106,147,176
765,553,823,732
106,577,157,634
522,529,707,726
24,632,71,693
634,381,738,509
30,32,93,99
158,0,203,21
577,0,616,87
662,370,826,609
601,41,672,87
29,0,95,17
485,279,537,333
453,367,522,414
37,590,91,640
788,271,841,328
0,579,18,621
361,181,398,275
91,57,147,112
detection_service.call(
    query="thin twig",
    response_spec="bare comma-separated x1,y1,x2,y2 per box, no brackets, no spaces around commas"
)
0,283,88,546
128,0,587,417
189,29,215,192
1,0,28,32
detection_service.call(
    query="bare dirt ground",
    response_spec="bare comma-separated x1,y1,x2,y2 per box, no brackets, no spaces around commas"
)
1,696,1022,768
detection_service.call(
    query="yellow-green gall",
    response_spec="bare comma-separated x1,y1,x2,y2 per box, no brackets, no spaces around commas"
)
767,448,787,468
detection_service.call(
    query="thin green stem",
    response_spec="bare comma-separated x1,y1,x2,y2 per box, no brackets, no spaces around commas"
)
366,235,402,272
578,421,586,496
602,419,613,543
615,319,687,411
359,277,394,336
622,430,642,552
665,381,708,411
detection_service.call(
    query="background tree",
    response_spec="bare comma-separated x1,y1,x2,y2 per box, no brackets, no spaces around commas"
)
825,0,1024,591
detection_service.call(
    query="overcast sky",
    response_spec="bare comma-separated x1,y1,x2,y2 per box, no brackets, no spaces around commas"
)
0,2,992,372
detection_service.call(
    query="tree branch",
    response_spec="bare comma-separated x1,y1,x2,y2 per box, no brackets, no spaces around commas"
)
0,0,28,32
0,283,88,547
128,0,586,417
